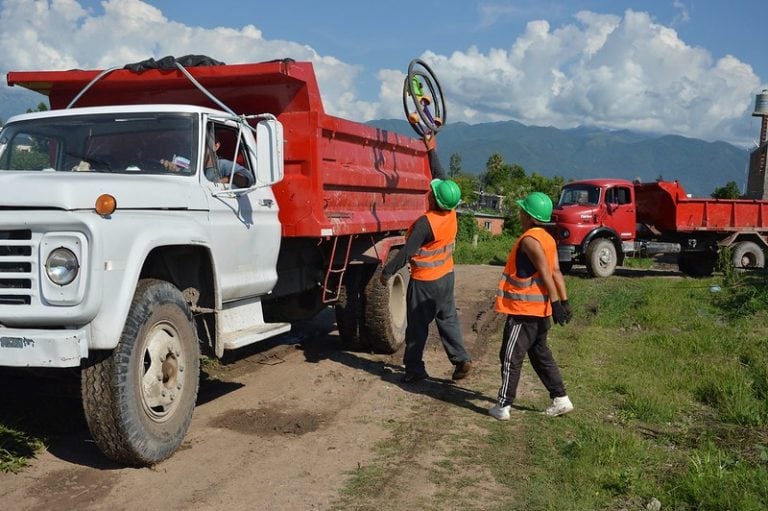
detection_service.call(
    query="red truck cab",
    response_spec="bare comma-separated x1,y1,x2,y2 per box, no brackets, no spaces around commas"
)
551,179,637,275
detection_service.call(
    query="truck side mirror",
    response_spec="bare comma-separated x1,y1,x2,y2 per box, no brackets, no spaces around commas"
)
255,119,285,185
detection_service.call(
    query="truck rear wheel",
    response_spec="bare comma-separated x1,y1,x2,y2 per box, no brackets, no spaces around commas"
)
82,279,200,466
678,253,716,277
731,241,765,270
335,265,374,351
586,239,617,277
362,255,409,354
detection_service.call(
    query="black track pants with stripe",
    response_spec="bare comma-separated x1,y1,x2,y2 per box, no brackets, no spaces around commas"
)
496,314,566,407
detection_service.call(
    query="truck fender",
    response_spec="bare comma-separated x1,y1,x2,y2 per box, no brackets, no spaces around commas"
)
88,220,216,351
358,235,407,265
581,227,622,256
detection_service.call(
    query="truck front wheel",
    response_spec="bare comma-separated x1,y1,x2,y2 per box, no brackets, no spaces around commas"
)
82,279,200,466
586,239,617,277
731,241,765,270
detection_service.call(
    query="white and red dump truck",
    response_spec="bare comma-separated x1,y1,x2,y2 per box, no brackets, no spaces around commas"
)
551,178,768,277
0,58,432,465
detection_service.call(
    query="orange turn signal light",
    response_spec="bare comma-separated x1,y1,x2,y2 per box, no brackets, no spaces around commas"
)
95,194,117,216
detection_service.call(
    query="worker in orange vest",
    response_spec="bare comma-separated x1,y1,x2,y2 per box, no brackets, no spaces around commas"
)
489,192,574,420
380,134,472,383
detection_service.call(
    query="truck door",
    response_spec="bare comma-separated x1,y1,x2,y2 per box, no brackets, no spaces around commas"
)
203,120,280,302
604,185,635,240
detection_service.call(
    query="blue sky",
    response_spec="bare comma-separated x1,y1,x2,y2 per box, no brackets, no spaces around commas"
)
1,0,767,145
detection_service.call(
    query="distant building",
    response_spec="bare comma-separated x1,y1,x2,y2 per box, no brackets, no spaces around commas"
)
473,190,504,211
459,210,505,236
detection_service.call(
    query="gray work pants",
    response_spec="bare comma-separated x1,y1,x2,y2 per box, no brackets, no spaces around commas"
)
403,272,471,375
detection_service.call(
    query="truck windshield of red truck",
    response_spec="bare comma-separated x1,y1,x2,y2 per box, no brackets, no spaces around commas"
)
558,184,601,206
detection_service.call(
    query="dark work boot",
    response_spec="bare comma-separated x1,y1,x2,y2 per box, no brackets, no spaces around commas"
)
452,361,472,380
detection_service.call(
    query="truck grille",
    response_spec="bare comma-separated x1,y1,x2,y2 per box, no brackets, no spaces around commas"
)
0,229,33,305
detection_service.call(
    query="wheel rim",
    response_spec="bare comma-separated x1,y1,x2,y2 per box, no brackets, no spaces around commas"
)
740,252,756,267
140,320,186,422
598,247,614,268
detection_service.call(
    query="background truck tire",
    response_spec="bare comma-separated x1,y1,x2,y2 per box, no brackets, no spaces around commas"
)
335,265,375,351
678,253,716,277
362,253,409,354
586,239,617,277
731,241,765,270
82,279,200,466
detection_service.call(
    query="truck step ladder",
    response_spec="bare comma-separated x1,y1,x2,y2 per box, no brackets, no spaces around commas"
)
321,235,353,304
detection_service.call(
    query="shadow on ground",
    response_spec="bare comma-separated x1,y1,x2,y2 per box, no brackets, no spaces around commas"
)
299,333,496,416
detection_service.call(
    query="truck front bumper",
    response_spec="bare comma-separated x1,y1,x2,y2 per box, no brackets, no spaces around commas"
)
558,245,576,262
0,327,89,368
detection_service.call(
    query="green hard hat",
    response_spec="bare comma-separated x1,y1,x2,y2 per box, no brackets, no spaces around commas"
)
516,192,553,222
430,179,461,210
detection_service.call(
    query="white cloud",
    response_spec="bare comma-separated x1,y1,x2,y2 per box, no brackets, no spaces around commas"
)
0,0,374,120
417,9,760,142
0,1,762,144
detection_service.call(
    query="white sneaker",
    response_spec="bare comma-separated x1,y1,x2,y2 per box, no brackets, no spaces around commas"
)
544,396,574,416
489,404,511,421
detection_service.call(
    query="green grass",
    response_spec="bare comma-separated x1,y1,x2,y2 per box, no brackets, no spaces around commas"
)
0,424,43,473
454,235,514,265
489,274,768,510
334,269,768,510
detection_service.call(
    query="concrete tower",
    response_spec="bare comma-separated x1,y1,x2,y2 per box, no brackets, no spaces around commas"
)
745,89,768,199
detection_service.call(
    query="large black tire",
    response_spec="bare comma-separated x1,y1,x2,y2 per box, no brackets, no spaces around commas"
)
362,256,409,354
82,279,200,466
678,253,716,277
731,241,765,270
585,239,617,278
335,265,374,351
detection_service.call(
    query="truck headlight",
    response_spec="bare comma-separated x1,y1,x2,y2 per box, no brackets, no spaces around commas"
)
45,248,80,286
560,229,570,240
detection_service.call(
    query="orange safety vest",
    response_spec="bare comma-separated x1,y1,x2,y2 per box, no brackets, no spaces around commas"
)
494,227,557,317
409,209,457,281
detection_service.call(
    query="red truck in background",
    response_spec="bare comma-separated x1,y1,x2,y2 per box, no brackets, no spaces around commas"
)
551,178,768,277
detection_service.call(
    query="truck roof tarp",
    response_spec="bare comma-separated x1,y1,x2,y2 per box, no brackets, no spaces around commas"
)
7,59,322,116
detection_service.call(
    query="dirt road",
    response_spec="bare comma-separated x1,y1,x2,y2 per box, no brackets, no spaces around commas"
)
0,265,507,511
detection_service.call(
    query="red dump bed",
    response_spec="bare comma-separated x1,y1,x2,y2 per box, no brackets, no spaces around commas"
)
635,181,768,232
7,60,431,237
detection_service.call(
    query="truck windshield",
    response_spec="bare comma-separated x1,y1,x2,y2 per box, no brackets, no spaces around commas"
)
0,113,198,175
558,185,600,206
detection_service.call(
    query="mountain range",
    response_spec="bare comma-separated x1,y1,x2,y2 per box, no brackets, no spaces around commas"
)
2,87,750,198
368,119,751,198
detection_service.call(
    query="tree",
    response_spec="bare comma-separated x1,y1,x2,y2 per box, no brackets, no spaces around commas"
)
711,181,741,199
26,102,49,113
453,174,478,207
449,152,462,178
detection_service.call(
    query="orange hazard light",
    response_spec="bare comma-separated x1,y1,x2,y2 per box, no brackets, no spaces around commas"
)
95,194,117,216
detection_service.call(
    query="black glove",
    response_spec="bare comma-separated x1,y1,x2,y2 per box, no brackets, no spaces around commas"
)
562,299,573,322
551,300,570,326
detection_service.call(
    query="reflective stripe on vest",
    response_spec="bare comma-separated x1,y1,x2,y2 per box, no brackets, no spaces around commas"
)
494,227,556,317
410,210,457,281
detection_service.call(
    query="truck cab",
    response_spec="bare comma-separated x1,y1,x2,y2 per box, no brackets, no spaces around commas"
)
551,179,636,276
